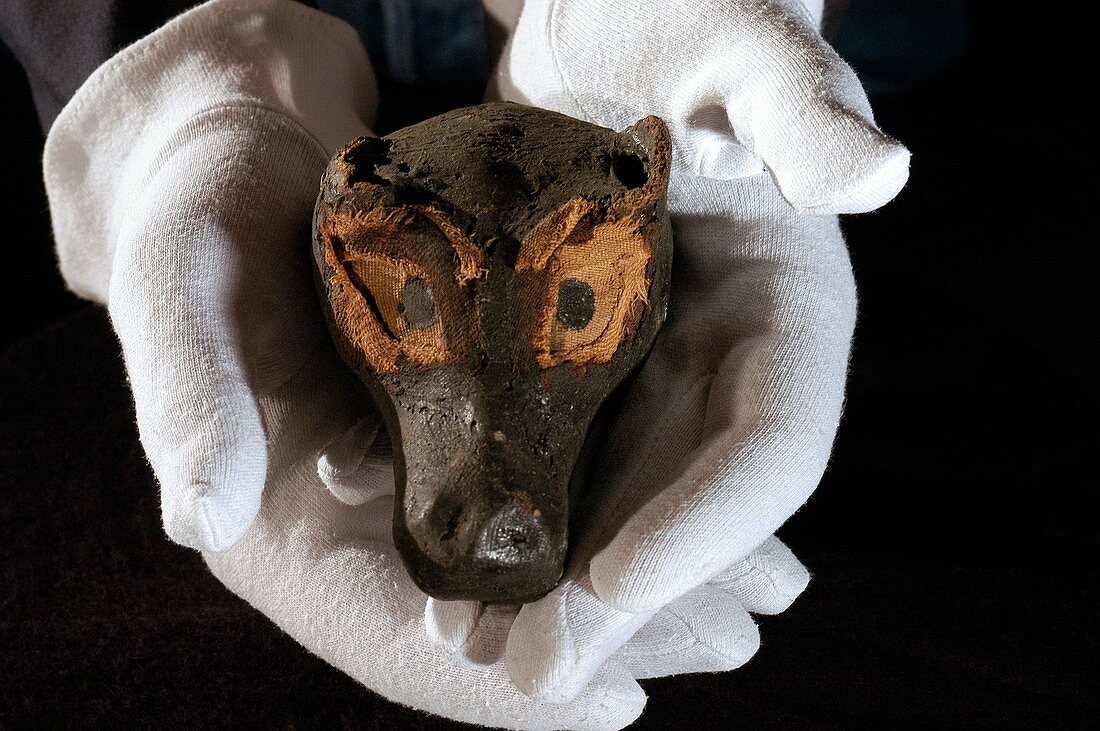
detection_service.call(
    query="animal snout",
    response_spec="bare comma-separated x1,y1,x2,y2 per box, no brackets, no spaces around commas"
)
424,490,551,570
474,500,551,569
400,482,566,602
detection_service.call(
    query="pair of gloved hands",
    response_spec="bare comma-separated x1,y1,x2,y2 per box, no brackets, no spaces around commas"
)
43,0,907,728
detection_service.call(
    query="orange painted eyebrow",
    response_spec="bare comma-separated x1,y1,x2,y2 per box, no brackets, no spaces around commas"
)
324,204,486,287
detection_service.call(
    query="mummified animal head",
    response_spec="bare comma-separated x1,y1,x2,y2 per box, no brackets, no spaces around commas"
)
312,102,672,602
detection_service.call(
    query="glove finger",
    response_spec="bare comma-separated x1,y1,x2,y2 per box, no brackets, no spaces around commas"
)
680,119,764,181
800,0,826,29
318,416,396,505
708,535,810,615
459,603,520,667
611,586,759,680
506,572,656,704
111,221,269,553
425,599,484,655
426,599,521,668
106,107,336,552
716,1,909,212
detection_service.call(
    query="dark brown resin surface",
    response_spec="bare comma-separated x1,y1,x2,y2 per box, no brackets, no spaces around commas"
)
312,102,673,602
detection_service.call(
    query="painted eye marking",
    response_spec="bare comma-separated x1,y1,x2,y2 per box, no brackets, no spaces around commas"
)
555,278,595,330
515,197,654,370
320,203,484,373
400,276,438,329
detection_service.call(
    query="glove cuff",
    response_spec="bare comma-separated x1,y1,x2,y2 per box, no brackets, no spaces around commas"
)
44,0,378,303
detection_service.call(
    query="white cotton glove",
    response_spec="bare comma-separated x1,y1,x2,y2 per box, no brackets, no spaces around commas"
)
424,0,909,702
44,0,374,551
40,1,646,727
491,0,907,214
426,532,810,687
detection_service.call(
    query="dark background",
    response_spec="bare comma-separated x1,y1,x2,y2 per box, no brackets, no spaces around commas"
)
1,1,1095,727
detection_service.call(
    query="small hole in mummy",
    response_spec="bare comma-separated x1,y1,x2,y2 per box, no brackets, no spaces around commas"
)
611,153,647,189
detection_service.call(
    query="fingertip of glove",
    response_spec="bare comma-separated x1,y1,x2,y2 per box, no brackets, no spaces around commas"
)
162,483,259,552
654,590,762,675
505,600,582,704
694,137,764,181
515,682,581,706
424,598,481,654
317,417,395,506
583,663,647,730
317,453,375,506
792,137,911,215
589,553,668,614
754,536,813,613
159,436,267,552
778,556,812,610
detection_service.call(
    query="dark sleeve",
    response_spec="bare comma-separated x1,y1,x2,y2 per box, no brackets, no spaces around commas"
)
0,1,316,132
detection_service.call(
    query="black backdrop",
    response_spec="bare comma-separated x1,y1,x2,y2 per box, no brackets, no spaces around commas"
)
1,1,1095,727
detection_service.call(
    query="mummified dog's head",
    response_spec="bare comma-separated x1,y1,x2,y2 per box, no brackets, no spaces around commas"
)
312,102,673,602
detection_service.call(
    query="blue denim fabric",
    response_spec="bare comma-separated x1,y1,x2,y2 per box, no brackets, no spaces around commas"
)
318,0,489,88
317,0,385,71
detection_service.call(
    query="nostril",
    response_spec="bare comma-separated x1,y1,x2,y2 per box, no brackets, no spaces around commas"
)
425,496,470,548
439,504,463,542
475,502,549,567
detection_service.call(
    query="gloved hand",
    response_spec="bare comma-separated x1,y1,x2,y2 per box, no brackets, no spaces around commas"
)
427,0,910,702
41,0,644,727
